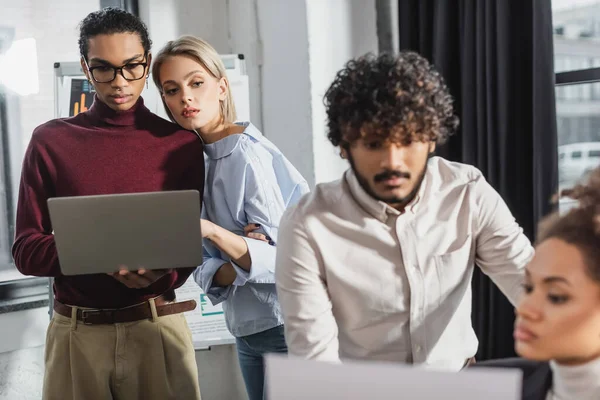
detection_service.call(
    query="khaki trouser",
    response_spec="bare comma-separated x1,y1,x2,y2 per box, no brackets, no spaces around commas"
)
42,302,201,400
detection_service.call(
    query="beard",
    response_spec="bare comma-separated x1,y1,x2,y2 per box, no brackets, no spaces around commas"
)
347,153,429,209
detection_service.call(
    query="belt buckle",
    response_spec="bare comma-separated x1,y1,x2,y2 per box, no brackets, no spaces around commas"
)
80,309,101,325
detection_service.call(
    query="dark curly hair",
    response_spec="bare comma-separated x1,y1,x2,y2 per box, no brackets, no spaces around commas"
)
538,166,600,283
323,52,459,148
78,7,152,61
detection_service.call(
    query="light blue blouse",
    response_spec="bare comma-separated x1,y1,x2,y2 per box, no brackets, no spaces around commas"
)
193,122,309,337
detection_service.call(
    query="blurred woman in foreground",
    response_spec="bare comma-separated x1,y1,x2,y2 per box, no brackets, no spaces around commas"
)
476,166,600,400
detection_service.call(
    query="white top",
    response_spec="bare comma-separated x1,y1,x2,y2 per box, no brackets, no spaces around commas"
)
275,156,534,371
548,357,600,400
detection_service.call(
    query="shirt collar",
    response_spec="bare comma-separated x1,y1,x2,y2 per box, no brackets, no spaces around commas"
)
345,168,426,223
203,121,259,159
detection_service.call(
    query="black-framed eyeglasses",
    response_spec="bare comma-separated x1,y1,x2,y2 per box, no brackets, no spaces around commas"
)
84,55,148,83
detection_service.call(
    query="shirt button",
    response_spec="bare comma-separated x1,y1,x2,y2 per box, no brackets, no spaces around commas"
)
415,345,422,352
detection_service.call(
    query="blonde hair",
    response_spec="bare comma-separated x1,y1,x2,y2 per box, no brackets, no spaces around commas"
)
152,35,237,124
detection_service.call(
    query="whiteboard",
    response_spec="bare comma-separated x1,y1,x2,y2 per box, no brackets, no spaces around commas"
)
175,276,235,349
51,54,248,349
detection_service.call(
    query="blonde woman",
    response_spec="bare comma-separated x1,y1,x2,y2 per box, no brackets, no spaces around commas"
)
152,35,309,400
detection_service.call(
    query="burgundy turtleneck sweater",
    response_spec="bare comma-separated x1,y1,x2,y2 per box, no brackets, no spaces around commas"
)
12,96,205,308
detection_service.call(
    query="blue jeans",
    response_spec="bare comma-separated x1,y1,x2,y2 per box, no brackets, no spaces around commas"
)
236,325,288,400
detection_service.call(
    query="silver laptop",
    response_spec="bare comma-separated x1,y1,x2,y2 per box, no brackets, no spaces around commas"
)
48,190,204,276
265,354,521,400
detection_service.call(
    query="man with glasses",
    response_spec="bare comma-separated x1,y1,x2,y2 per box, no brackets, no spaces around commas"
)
12,8,204,400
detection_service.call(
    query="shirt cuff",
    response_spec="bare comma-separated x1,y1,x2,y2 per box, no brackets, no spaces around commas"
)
231,238,276,285
231,261,276,285
193,259,232,305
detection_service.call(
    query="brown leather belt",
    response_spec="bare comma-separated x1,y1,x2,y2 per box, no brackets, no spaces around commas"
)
53,296,197,325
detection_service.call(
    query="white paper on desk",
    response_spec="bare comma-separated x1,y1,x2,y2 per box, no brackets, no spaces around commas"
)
265,355,522,400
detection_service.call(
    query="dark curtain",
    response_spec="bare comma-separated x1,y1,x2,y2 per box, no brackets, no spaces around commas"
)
397,0,558,360
99,0,139,16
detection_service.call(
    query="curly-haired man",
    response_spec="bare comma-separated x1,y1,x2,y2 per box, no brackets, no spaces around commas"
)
274,52,534,371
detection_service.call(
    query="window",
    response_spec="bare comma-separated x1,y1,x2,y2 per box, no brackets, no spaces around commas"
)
0,0,100,282
553,0,600,212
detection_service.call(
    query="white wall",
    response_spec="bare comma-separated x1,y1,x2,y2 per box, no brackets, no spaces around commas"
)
139,0,263,134
306,0,378,183
140,0,378,187
140,0,317,185
255,0,316,185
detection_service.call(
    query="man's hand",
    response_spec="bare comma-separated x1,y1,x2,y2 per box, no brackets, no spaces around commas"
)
108,267,172,289
244,223,273,244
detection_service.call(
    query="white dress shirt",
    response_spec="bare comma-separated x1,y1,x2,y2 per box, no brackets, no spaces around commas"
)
275,157,534,371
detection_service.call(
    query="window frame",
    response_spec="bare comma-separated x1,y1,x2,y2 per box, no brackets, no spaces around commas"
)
0,0,142,312
0,94,49,311
0,27,16,274
553,0,600,211
0,94,15,269
556,66,600,86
